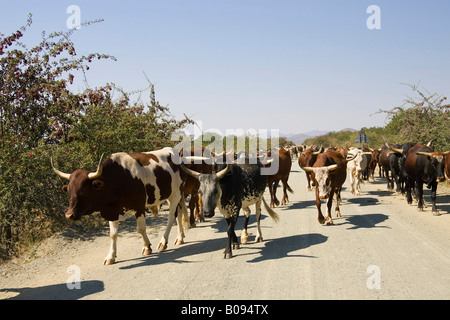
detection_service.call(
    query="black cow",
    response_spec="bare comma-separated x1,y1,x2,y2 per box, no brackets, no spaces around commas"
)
403,144,448,214
180,159,279,259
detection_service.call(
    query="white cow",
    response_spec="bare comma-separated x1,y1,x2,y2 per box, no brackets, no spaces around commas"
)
347,148,372,196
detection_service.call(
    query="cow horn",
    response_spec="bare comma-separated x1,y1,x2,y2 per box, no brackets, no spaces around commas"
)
51,158,71,180
382,136,402,154
88,154,105,180
327,164,339,172
216,164,231,179
180,163,201,179
300,166,315,173
416,151,433,157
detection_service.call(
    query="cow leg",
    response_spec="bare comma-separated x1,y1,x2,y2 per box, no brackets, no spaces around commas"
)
315,188,325,225
136,214,152,256
335,191,341,218
240,207,251,244
325,189,334,225
224,212,239,259
189,194,196,227
269,181,280,208
174,204,186,245
195,194,204,223
281,179,289,205
104,220,119,265
349,169,356,195
306,173,312,191
356,171,362,196
415,182,424,211
255,201,263,242
406,177,413,204
430,182,440,215
157,195,181,251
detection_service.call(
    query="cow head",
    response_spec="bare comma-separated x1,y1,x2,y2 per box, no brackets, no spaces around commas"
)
180,163,230,217
347,149,371,173
301,164,339,199
416,151,449,183
51,155,105,220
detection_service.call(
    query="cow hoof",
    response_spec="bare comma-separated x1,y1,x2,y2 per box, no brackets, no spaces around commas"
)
223,252,233,259
157,242,168,251
336,211,341,218
432,211,441,216
256,236,263,243
104,258,115,265
325,218,334,225
232,243,240,250
174,238,184,246
241,236,248,244
142,247,152,256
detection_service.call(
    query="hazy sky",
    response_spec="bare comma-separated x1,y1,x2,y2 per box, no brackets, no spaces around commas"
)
2,1,449,136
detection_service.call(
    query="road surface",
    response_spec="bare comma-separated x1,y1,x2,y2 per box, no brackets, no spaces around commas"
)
1,165,449,300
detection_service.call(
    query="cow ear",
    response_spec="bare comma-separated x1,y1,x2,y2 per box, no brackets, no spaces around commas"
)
92,179,104,191
62,185,68,193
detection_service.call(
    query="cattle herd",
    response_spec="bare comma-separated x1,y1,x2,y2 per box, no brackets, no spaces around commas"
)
51,139,449,265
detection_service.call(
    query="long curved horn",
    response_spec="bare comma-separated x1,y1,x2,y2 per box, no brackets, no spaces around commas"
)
216,164,231,179
180,163,201,179
300,165,315,173
390,146,403,154
88,154,105,180
326,164,339,172
383,136,402,154
416,151,433,157
51,158,71,180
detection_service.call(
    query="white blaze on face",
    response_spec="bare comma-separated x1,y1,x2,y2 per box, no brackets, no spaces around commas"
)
314,167,331,198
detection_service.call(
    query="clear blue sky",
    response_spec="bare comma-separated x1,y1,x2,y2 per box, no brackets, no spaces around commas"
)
2,1,449,136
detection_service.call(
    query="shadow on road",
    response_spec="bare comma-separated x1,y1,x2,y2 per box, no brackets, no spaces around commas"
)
343,213,389,230
246,233,328,263
119,232,328,269
1,280,104,300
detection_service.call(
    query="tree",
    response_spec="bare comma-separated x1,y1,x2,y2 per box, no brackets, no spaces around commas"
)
379,83,449,150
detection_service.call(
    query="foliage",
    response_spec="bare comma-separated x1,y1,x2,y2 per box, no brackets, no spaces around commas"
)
303,128,386,149
379,84,449,150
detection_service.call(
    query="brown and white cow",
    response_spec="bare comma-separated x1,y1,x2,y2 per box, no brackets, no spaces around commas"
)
51,147,190,265
300,150,350,225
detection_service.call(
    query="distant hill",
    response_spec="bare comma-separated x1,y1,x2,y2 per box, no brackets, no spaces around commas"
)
282,130,329,145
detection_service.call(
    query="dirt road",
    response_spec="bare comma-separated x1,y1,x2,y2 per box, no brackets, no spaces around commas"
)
1,166,449,300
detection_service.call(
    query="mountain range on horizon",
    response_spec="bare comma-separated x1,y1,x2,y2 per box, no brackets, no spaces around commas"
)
281,128,358,145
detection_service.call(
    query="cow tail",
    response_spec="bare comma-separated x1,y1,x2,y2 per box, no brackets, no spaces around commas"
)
262,197,280,223
286,182,294,194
